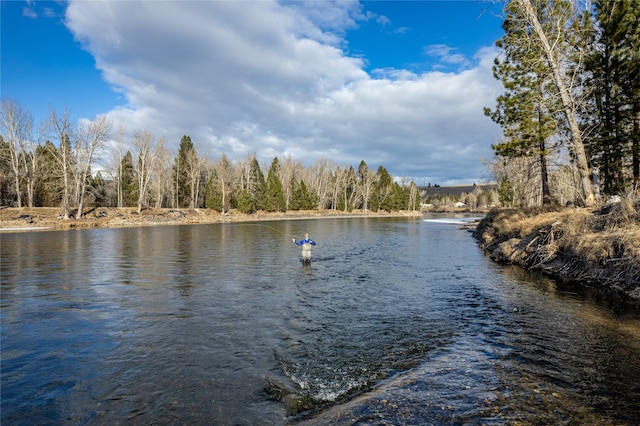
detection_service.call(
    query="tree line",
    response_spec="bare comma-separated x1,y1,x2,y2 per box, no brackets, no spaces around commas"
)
0,103,421,216
485,0,639,206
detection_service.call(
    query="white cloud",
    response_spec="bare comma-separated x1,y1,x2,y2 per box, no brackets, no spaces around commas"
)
376,15,391,27
65,0,502,185
423,44,470,68
22,7,38,19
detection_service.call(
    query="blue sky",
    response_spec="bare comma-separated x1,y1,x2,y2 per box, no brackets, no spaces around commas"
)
1,0,505,185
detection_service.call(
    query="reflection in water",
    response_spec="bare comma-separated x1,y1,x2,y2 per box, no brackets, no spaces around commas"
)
1,218,639,425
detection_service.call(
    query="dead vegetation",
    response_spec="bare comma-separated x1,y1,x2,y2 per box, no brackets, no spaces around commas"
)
474,196,640,300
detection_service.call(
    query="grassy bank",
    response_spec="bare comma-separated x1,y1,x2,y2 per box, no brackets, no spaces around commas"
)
473,198,640,300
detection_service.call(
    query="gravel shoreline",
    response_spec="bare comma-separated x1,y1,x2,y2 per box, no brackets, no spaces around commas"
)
0,207,422,232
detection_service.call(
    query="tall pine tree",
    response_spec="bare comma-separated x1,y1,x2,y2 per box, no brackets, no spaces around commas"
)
585,0,640,194
263,157,286,212
247,155,266,210
119,151,137,207
173,135,194,208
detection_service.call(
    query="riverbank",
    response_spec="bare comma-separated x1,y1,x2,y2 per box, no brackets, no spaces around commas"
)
473,199,640,301
0,206,422,232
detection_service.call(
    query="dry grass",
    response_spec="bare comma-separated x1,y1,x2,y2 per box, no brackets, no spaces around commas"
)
475,194,640,298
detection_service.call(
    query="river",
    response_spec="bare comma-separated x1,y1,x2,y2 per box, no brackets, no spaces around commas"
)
1,216,639,425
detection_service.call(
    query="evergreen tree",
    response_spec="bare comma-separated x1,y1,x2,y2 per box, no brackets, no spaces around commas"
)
205,169,223,212
290,178,314,210
236,188,256,214
33,141,60,207
263,157,286,212
247,155,266,210
119,151,137,207
498,175,514,207
585,0,640,194
376,166,397,212
289,178,301,211
357,160,375,211
91,170,109,207
0,137,13,205
381,182,401,212
395,182,409,211
173,135,194,207
485,0,559,205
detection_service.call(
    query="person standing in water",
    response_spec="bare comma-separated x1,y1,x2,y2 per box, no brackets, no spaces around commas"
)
293,233,316,263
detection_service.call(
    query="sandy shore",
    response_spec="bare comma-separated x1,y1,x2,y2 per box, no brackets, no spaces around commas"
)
0,207,423,232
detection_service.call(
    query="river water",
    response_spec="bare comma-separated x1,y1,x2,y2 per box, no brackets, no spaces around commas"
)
1,216,639,425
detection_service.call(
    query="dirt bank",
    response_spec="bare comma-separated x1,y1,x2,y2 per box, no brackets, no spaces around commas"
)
0,206,421,232
473,200,640,300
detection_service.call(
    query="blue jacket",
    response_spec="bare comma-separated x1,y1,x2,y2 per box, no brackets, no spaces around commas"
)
294,238,316,246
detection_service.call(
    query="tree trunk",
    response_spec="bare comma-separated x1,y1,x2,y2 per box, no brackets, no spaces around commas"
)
634,107,640,195
540,154,551,205
517,0,594,204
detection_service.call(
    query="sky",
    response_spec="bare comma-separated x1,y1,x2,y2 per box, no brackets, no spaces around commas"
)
1,0,506,185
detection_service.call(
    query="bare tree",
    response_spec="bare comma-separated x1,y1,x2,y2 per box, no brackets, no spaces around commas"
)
73,115,112,218
151,143,172,208
133,130,163,213
550,162,581,206
184,146,206,209
1,98,35,207
48,107,75,218
406,179,420,211
304,158,333,209
277,155,300,210
236,154,251,192
515,0,594,203
331,165,356,211
356,160,376,212
106,123,128,208
211,154,237,213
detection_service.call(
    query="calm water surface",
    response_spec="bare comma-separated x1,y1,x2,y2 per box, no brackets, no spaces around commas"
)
1,216,639,425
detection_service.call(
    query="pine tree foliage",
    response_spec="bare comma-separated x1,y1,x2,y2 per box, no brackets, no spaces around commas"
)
0,138,13,205
119,151,137,207
206,154,235,213
485,0,559,204
263,157,286,212
584,0,640,194
174,135,194,208
247,155,266,210
290,178,315,210
205,169,223,212
498,175,514,207
34,142,61,207
236,189,256,214
488,0,639,202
